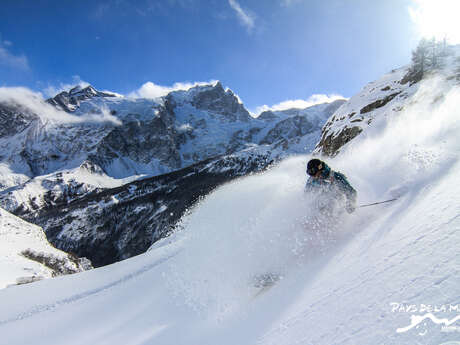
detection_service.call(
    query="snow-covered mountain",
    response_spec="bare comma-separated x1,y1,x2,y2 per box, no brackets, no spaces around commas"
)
0,81,341,186
0,82,343,202
46,85,119,112
0,207,91,289
0,82,343,266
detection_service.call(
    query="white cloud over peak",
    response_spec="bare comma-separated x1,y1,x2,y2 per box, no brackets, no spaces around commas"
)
128,80,219,99
253,93,346,116
228,0,255,33
0,41,29,70
0,87,121,126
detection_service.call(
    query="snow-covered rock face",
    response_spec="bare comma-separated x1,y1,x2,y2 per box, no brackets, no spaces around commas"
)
176,81,251,122
0,207,92,289
259,100,344,146
0,104,38,138
315,68,408,156
315,45,460,156
46,85,118,112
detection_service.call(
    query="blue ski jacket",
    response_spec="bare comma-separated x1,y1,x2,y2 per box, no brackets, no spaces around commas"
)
305,167,357,213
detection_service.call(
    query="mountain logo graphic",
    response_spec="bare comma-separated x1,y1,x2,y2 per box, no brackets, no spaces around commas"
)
396,313,460,334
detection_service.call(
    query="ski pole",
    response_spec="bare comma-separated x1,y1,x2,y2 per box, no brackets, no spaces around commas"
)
358,198,398,208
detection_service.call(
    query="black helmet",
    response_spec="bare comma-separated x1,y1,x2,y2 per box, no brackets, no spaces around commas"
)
307,159,330,178
307,159,322,176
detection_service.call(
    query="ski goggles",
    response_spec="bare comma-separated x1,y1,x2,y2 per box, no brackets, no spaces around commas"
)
307,165,321,176
308,163,331,178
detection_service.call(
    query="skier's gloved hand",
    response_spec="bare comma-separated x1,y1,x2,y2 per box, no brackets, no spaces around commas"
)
346,201,356,214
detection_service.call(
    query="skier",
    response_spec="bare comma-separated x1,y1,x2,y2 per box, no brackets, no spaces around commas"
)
305,158,357,214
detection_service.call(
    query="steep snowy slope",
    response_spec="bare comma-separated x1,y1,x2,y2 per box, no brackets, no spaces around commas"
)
315,44,460,156
0,207,91,289
0,68,458,344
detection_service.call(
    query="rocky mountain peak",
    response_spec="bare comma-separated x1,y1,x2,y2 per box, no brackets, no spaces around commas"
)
69,85,98,97
46,85,116,112
258,110,277,121
69,85,84,94
162,81,251,122
167,81,225,101
190,82,251,122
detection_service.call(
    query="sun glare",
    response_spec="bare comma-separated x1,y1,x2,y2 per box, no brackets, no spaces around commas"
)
409,0,460,44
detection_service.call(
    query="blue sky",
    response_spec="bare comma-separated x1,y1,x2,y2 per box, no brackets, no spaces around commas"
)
0,0,434,113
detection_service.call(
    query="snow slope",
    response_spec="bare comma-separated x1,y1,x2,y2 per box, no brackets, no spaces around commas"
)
0,73,458,344
0,208,91,289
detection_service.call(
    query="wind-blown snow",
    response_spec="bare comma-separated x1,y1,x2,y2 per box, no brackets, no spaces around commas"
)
0,74,459,344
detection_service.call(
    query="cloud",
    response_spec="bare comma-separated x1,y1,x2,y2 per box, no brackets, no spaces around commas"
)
0,41,29,70
253,93,347,116
128,80,219,99
228,0,255,33
42,76,91,98
0,87,121,126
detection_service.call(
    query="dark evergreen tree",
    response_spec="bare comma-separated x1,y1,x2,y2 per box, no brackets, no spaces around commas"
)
403,37,451,85
411,38,430,79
